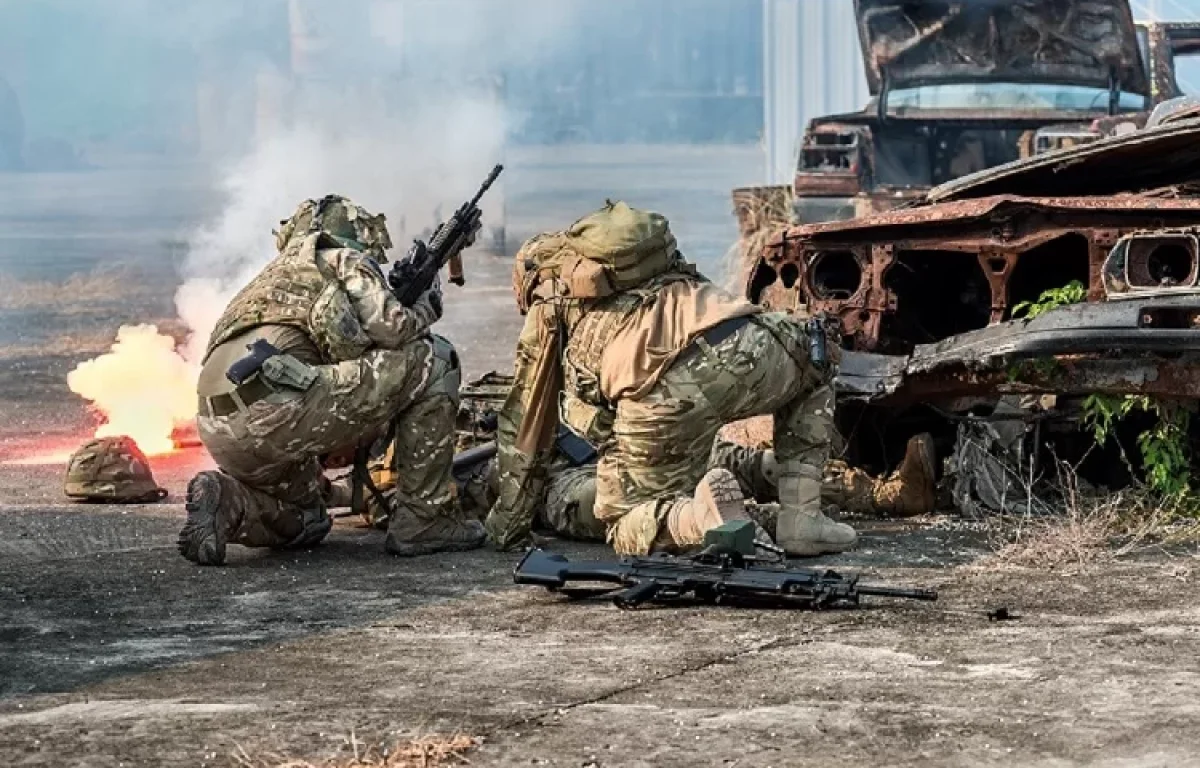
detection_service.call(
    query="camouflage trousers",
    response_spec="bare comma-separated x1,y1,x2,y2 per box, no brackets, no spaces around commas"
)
451,437,895,546
597,315,832,555
196,336,461,549
352,453,606,541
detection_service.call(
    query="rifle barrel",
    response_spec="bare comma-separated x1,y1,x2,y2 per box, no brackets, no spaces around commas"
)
468,164,503,209
857,584,939,601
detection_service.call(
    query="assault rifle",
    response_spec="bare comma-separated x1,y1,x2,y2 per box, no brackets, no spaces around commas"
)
514,520,938,610
387,164,503,306
450,413,597,484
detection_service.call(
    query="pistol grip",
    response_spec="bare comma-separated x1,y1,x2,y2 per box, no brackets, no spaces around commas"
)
448,254,465,286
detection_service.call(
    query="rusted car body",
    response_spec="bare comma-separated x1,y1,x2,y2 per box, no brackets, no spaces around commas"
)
746,119,1200,480
733,1,1200,234
751,121,1200,352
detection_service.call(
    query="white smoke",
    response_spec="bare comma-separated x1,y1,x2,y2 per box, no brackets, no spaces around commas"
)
67,0,584,450
176,91,508,363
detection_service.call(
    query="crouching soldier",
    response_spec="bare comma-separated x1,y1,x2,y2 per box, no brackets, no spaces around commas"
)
330,372,937,540
483,201,859,557
178,195,485,566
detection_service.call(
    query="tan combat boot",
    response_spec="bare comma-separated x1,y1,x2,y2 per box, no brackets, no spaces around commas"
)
178,471,241,566
873,433,936,517
661,468,776,552
385,503,487,557
775,466,857,556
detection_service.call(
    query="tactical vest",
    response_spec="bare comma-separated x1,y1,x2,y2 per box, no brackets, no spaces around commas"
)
561,271,696,407
204,233,372,364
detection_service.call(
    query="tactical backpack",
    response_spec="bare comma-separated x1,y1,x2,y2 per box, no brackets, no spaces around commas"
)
64,436,168,503
515,201,685,310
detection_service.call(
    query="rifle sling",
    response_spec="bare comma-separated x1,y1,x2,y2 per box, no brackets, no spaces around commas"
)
349,421,397,520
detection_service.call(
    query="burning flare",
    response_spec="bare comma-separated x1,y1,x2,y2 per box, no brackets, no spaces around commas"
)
67,324,197,456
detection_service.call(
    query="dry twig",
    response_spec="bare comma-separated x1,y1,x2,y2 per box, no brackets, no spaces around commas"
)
233,732,480,768
983,458,1200,572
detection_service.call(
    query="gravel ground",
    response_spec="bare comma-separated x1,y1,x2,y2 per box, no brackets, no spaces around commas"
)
1,146,1199,768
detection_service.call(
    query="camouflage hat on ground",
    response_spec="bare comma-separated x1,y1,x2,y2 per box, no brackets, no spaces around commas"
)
273,195,394,261
64,436,168,503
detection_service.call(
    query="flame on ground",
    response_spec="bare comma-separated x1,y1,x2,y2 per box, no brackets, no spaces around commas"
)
67,324,198,456
3,449,78,466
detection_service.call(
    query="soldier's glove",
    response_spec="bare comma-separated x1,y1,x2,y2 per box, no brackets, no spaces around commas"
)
414,276,444,325
463,218,482,249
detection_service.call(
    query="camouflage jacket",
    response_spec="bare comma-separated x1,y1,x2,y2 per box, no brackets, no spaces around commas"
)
206,232,437,363
483,273,758,550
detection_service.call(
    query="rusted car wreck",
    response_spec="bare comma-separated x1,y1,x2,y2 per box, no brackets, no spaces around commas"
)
747,117,1200,495
734,0,1200,235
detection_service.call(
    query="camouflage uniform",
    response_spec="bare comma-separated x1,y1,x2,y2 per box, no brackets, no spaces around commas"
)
337,373,935,541
178,195,484,566
483,202,857,557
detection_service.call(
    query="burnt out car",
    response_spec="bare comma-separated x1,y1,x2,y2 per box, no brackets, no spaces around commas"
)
747,118,1200,496
733,0,1176,236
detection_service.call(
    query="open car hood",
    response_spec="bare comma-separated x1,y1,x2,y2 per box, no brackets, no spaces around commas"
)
856,0,1149,98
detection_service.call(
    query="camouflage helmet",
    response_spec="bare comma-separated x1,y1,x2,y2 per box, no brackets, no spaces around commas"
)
273,195,394,262
64,436,167,503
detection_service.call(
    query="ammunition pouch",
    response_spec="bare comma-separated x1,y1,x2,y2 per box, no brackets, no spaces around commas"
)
309,274,373,363
558,391,614,447
427,334,462,404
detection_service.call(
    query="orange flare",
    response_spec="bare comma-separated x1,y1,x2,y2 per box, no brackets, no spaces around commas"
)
67,325,197,457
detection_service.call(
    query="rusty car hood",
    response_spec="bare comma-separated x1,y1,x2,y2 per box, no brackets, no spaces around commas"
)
923,118,1200,203
856,0,1149,97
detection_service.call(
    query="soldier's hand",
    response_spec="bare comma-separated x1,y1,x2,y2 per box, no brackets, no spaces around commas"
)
463,218,482,249
414,280,444,325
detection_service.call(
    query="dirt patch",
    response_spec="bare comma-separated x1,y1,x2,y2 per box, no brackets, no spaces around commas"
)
3,559,1200,767
719,415,773,448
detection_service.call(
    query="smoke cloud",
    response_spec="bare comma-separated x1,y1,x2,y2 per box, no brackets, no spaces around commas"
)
176,92,508,363
61,0,585,449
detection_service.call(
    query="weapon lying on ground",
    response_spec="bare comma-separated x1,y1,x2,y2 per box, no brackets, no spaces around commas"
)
514,520,938,610
387,164,503,306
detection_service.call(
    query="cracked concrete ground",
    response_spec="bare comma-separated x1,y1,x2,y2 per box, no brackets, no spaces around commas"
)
2,146,1200,767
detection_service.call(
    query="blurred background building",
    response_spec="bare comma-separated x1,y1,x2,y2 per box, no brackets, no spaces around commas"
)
0,0,1197,177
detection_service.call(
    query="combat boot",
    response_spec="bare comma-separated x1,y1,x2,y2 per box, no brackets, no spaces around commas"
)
178,471,240,566
385,504,486,557
661,468,775,551
775,466,857,556
873,433,936,517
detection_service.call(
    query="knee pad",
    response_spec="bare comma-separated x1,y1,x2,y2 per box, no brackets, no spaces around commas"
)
426,334,462,405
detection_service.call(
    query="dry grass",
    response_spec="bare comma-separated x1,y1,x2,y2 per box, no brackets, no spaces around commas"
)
983,463,1200,572
724,185,794,293
0,317,187,362
0,268,160,312
234,733,480,768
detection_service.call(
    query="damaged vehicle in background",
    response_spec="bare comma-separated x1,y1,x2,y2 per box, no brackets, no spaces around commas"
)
745,113,1200,512
733,0,1200,240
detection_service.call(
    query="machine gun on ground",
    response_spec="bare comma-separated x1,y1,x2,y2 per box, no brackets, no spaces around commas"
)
387,164,503,306
514,520,938,610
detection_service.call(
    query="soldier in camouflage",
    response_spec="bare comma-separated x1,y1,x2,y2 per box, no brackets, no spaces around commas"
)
330,371,937,539
483,201,859,557
177,194,485,566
